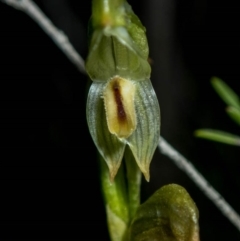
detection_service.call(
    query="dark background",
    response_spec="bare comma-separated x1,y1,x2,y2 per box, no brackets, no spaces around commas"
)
0,0,240,240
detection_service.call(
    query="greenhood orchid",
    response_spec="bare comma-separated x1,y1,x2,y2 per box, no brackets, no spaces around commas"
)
86,0,160,181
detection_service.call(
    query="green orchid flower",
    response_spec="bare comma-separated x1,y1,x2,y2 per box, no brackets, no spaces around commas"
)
86,0,160,181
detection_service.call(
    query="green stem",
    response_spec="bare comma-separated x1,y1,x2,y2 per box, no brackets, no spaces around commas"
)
99,154,129,241
92,0,126,27
125,146,141,221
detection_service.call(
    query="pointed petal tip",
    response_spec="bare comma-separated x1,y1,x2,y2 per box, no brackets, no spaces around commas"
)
108,163,121,183
143,171,150,182
129,150,151,181
137,163,150,182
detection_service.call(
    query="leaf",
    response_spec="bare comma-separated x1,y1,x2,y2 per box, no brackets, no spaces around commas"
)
129,184,200,241
226,106,240,126
211,77,240,109
195,129,240,146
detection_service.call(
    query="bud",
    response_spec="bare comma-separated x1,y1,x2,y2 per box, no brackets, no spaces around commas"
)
86,0,160,181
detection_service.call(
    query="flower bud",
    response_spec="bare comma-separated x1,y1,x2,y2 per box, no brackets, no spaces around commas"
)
86,77,160,181
86,0,160,181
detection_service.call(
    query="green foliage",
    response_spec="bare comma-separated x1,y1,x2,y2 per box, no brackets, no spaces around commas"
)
226,106,240,126
129,184,199,241
195,129,240,146
211,77,240,109
195,77,240,145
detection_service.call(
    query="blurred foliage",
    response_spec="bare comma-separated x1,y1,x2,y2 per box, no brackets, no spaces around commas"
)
195,77,240,145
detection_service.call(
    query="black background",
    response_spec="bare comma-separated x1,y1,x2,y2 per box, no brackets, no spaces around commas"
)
0,0,240,240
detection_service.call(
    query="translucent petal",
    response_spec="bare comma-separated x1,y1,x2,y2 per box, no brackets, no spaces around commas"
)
127,79,160,181
86,29,150,82
86,82,126,180
85,30,116,81
86,2,151,82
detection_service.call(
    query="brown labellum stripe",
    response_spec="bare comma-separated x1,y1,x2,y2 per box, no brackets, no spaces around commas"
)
103,76,137,139
112,80,127,122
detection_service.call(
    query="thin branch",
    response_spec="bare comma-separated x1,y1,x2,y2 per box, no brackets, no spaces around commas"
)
2,0,240,233
0,0,86,74
158,137,240,232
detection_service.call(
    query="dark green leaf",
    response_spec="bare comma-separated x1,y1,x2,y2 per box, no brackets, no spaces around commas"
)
129,184,199,241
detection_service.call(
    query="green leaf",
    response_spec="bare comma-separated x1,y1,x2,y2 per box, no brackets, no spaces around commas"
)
226,106,240,125
129,184,200,241
195,129,240,146
211,77,240,109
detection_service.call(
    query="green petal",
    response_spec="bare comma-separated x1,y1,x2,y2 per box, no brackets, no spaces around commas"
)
86,1,151,82
127,79,160,181
85,30,116,81
105,26,151,80
130,184,199,241
86,28,150,82
86,82,126,180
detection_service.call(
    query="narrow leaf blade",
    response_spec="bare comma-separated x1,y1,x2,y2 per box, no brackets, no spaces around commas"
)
226,106,240,125
195,129,240,146
211,77,240,109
